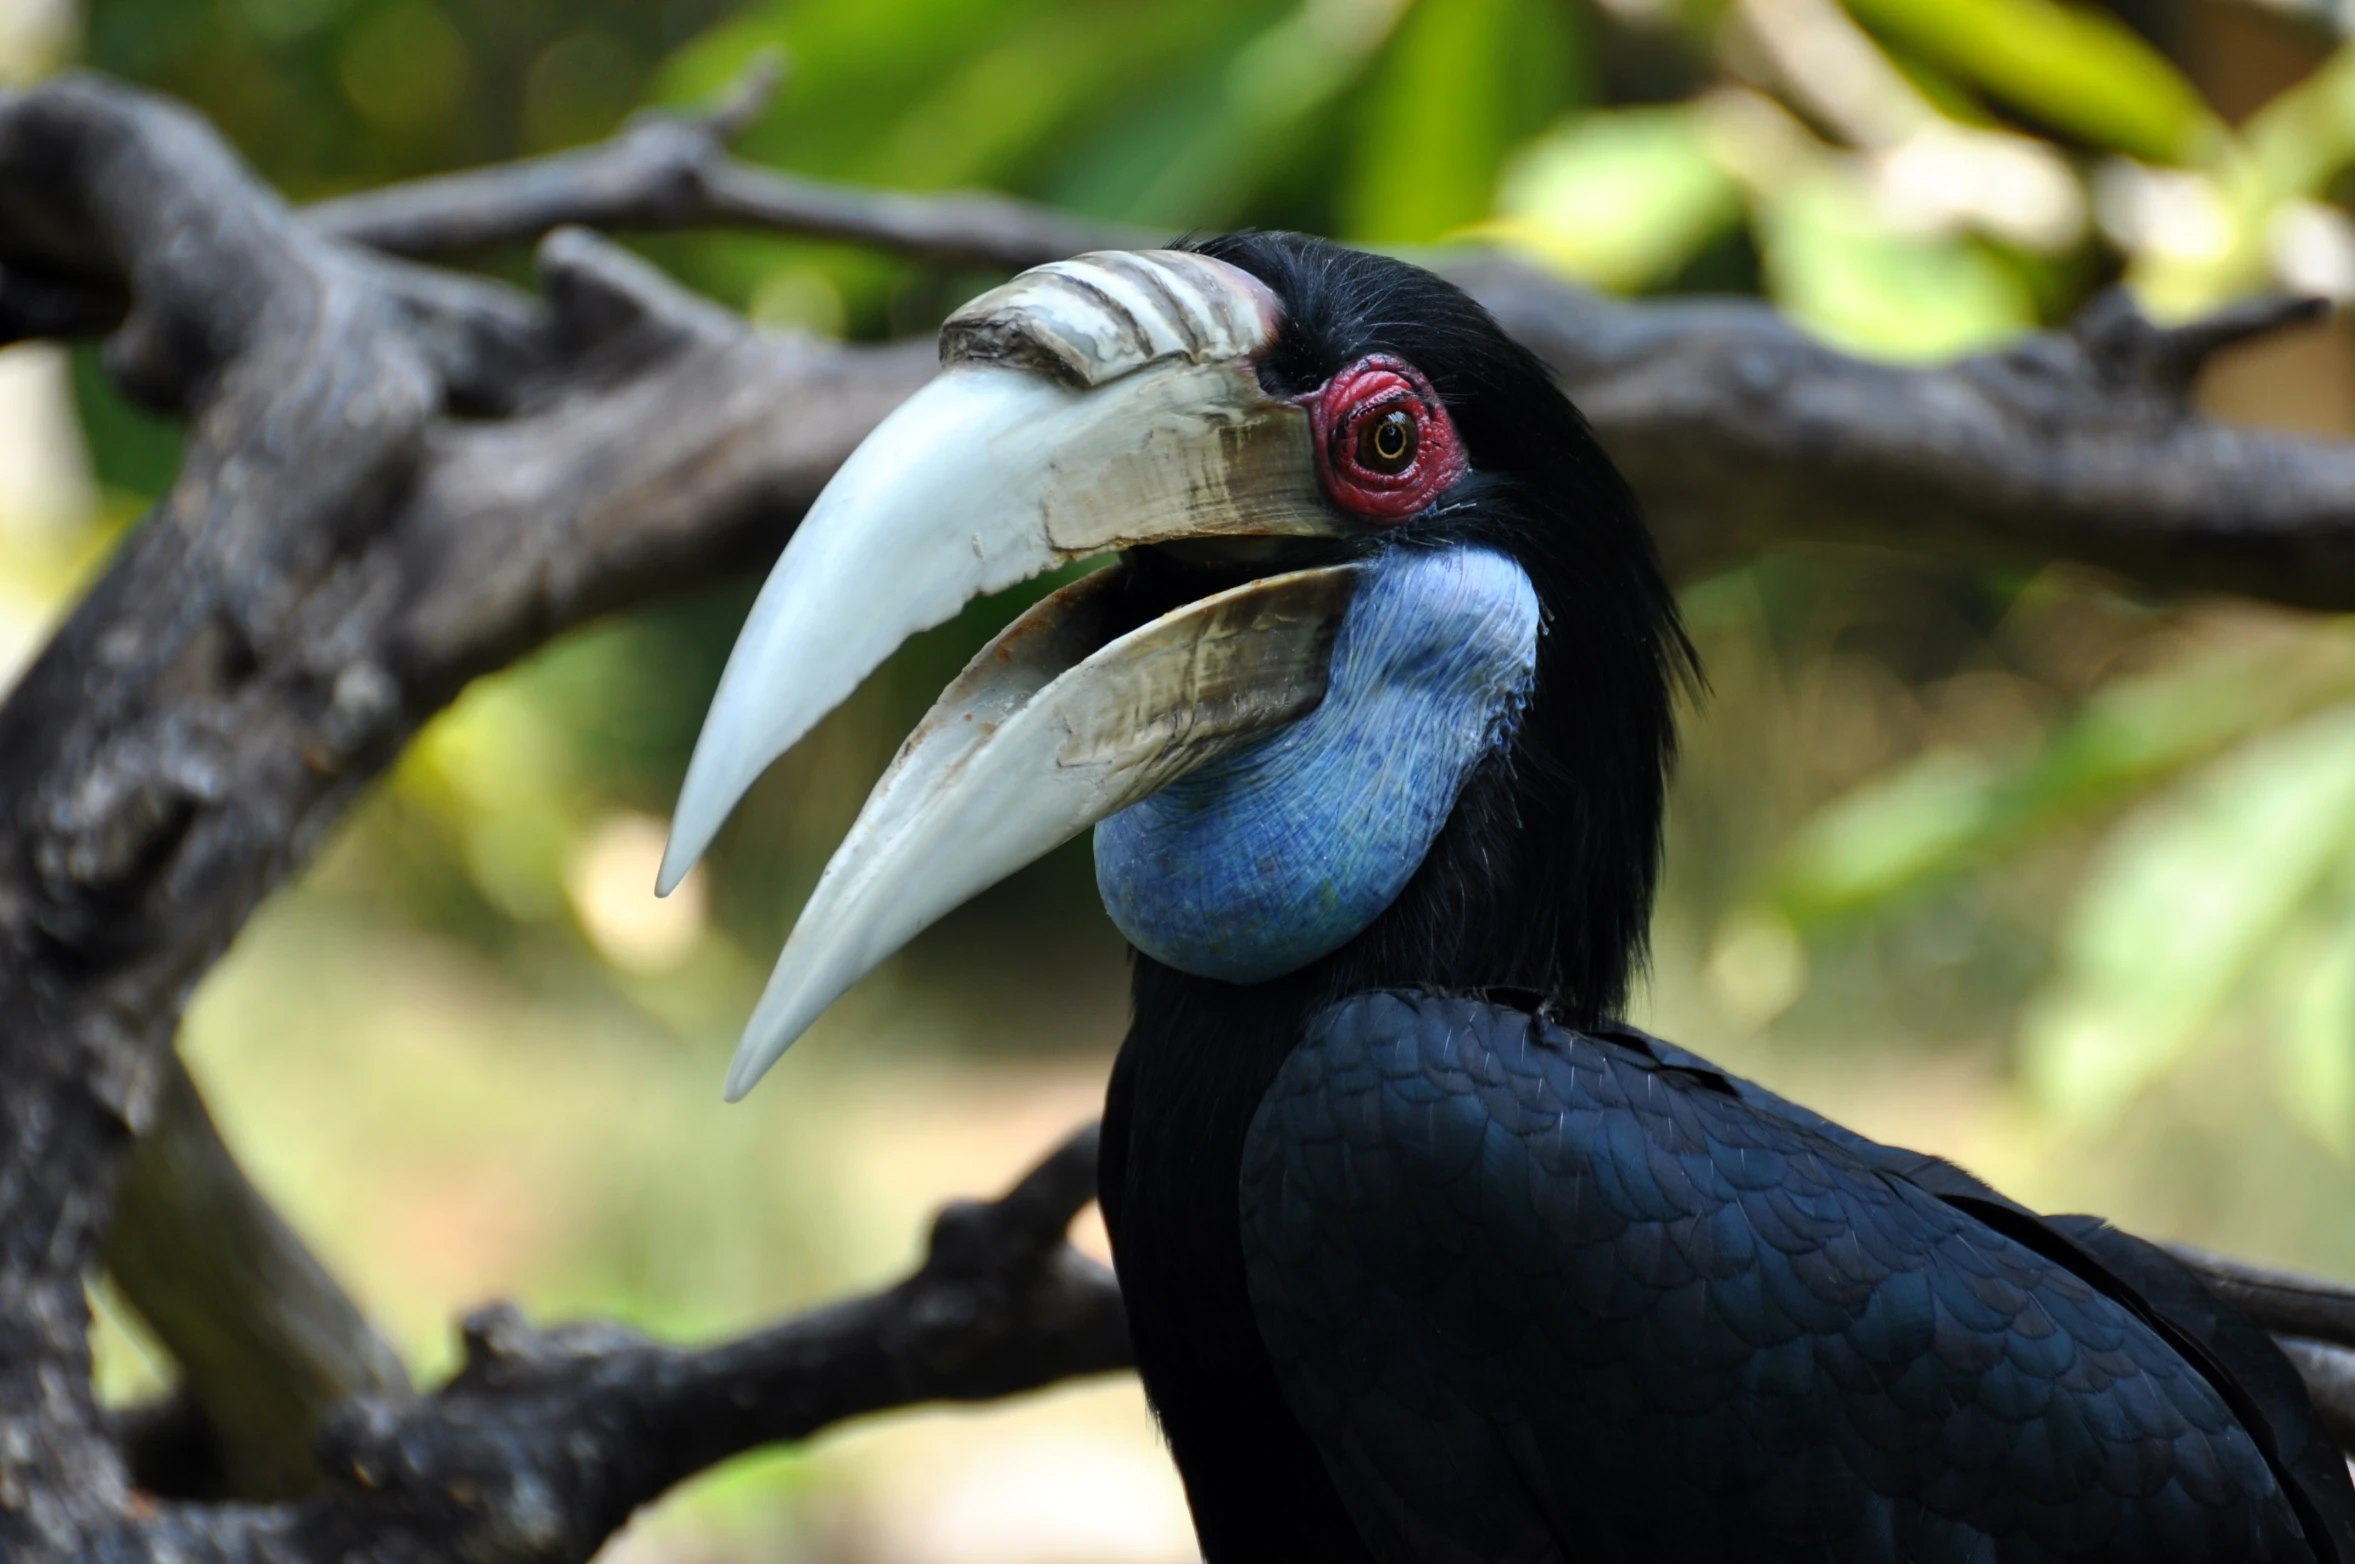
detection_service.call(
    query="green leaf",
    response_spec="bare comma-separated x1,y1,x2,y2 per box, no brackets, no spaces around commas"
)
1033,0,1309,226
1338,0,1586,244
663,0,1263,194
1777,749,2004,921
2019,706,2355,1124
2245,42,2355,203
2271,911,2355,1162
1772,622,2355,922
1842,0,2220,164
1485,106,1742,291
658,0,1011,173
654,0,1296,317
1757,169,2035,360
2116,43,2355,315
1111,0,1418,227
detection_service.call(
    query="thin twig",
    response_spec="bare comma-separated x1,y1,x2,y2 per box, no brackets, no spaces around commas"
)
304,55,1151,271
2172,1244,2355,1353
2279,1339,2355,1456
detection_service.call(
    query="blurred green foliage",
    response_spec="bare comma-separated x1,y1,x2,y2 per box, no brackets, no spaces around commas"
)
17,0,2355,1556
1846,0,2220,161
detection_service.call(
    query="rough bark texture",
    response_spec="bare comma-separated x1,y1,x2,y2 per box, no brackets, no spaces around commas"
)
291,68,2355,608
7,64,2355,1563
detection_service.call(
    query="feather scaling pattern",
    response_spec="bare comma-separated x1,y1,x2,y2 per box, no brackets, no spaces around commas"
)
1242,990,2347,1563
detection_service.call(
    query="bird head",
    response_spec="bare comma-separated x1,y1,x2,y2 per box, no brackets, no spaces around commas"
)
663,233,1690,1100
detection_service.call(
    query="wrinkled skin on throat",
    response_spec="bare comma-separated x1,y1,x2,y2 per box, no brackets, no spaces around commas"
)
1094,545,1539,985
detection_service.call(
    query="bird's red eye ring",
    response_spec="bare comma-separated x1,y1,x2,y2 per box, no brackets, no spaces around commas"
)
1303,355,1466,524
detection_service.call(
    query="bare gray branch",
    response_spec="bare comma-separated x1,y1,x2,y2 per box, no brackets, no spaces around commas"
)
99,1126,1122,1564
304,62,1149,272
0,74,930,1557
295,74,2355,613
1450,258,2355,608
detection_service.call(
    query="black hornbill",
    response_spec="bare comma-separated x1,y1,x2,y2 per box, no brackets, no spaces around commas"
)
661,233,2355,1562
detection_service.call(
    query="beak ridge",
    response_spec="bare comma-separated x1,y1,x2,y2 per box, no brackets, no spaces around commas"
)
660,247,1370,1099
662,250,1324,897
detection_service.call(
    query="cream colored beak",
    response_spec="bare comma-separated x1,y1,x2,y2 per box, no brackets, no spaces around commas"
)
661,250,1336,895
721,560,1357,1099
658,250,1366,1098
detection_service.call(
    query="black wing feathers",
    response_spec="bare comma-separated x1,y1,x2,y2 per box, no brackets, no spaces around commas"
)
1241,990,2343,1564
1623,1016,2355,1563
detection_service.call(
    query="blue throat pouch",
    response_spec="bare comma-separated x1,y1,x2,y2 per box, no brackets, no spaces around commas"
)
1095,545,1541,983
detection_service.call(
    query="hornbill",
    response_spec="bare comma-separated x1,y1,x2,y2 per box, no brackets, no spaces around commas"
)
661,233,2355,1562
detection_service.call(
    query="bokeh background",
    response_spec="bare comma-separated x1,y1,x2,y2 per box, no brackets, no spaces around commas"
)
9,0,2355,1557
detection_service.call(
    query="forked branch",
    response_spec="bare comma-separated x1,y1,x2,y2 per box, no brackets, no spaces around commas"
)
109,1127,1123,1564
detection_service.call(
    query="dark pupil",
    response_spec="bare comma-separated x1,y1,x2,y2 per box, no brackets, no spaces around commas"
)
1357,408,1417,473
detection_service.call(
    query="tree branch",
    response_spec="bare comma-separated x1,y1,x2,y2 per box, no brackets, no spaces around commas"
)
293,64,2355,612
303,56,1150,272
295,1124,1123,1564
2169,1244,2355,1353
97,1125,1124,1563
1447,259,2355,609
0,74,929,1556
104,1055,410,1500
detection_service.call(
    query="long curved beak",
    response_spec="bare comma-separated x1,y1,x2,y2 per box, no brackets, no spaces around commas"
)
724,560,1356,1098
658,250,1358,1097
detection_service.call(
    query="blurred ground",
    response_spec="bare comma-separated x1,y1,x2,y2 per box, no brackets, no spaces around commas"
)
166,880,1172,1564
18,0,2355,1559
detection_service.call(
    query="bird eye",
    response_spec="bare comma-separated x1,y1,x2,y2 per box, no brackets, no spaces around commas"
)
1304,355,1467,525
1357,409,1418,474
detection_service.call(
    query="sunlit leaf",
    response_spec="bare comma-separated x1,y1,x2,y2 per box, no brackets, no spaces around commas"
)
1841,0,2220,164
1338,0,1586,244
658,1,1295,316
1773,621,2355,920
2114,42,2355,314
1756,168,2035,360
2270,910,2355,1162
1484,106,1742,291
657,0,1032,175
880,5,1293,200
1777,749,2003,921
1111,0,1418,226
1038,14,1288,222
2019,706,2355,1125
2245,42,2355,204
